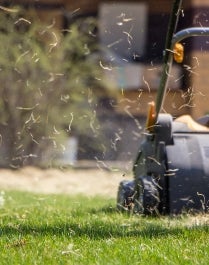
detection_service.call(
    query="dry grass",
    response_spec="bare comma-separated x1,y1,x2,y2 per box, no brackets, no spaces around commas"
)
0,166,132,197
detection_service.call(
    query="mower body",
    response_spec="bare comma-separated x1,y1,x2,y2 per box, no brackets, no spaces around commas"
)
136,114,209,214
117,25,209,215
117,114,209,214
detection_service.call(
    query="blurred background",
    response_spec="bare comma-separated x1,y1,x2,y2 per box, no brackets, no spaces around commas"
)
0,0,208,169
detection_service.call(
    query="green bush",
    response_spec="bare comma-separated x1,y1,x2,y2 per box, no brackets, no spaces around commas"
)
0,9,108,167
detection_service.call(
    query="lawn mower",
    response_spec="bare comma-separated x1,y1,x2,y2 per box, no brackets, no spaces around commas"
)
116,0,209,214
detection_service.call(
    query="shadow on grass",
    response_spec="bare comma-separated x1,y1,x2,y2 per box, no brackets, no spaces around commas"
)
90,205,117,214
1,220,209,239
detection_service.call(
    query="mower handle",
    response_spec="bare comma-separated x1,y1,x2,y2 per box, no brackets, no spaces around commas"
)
155,27,209,120
172,27,209,46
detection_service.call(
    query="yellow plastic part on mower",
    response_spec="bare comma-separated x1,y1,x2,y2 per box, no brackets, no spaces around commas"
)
146,101,156,132
173,43,184,63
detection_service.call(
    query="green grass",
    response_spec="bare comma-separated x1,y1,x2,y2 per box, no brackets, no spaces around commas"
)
0,191,209,264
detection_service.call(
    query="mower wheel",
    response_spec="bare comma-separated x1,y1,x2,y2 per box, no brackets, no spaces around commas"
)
134,175,159,215
116,180,135,212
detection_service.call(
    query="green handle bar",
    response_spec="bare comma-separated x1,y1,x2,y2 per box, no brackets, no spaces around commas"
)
155,0,182,119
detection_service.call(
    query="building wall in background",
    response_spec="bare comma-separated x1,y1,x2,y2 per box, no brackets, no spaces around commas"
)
1,0,209,162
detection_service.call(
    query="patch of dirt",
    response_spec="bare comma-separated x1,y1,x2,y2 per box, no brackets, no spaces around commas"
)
0,166,132,198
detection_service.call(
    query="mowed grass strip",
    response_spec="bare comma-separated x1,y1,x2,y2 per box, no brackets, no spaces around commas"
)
0,191,209,265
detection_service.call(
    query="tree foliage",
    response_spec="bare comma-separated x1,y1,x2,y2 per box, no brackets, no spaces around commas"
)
0,9,110,167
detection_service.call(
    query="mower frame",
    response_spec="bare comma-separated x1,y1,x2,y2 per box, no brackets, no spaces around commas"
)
116,25,209,215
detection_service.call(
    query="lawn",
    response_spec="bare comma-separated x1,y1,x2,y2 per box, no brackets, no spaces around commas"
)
0,191,209,265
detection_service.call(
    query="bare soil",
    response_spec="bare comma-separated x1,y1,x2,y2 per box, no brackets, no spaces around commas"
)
0,166,132,198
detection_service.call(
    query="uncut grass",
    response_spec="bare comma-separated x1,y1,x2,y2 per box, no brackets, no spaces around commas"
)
0,191,209,264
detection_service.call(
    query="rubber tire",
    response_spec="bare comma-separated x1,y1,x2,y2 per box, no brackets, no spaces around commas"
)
134,175,160,215
116,180,135,212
